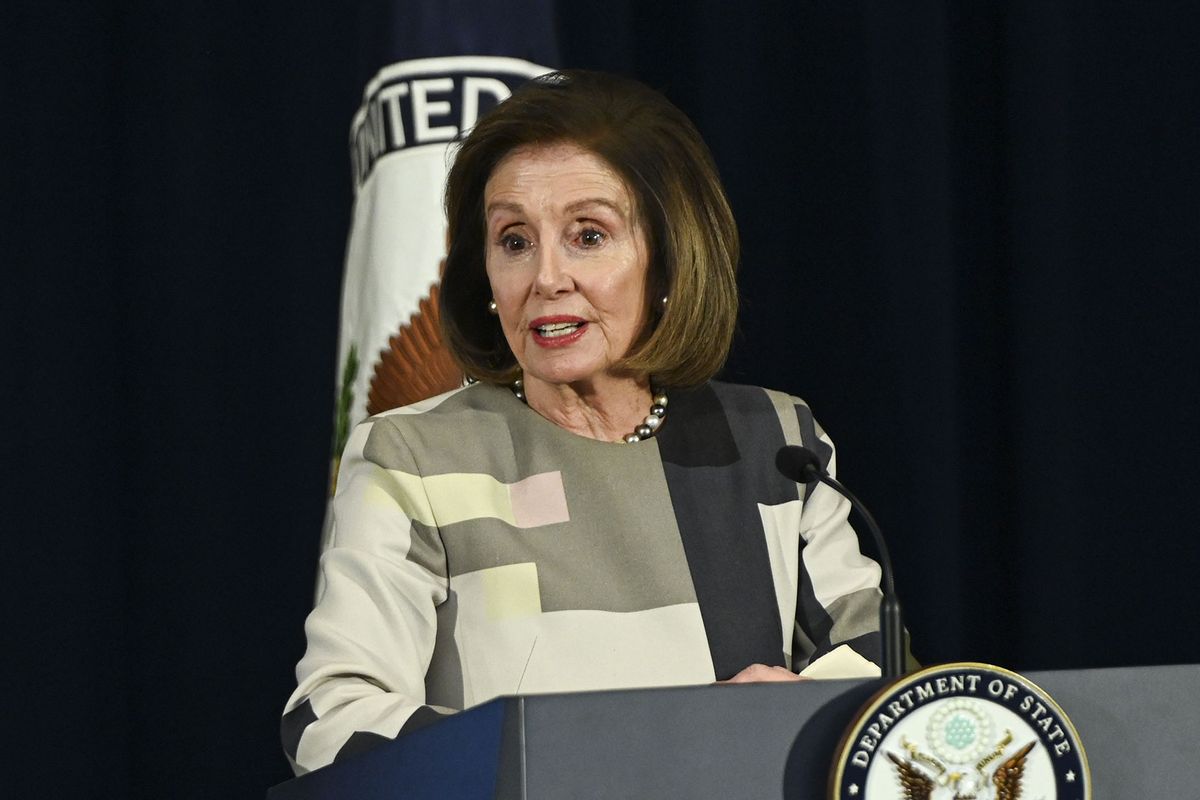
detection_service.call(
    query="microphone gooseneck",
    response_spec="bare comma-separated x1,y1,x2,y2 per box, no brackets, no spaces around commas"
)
775,445,905,678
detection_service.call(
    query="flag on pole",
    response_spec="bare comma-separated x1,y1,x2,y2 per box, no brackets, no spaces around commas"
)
330,4,558,493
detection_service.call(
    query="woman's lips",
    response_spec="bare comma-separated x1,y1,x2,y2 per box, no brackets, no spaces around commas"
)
529,316,588,348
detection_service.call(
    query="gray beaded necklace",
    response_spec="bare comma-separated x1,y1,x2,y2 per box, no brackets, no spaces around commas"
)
511,378,668,443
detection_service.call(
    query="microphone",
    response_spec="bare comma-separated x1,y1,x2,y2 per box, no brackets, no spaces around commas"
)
775,445,906,678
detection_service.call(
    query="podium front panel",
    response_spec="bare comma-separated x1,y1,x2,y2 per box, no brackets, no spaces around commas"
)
269,663,1200,798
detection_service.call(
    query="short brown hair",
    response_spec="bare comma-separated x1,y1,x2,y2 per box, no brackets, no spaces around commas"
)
440,70,739,388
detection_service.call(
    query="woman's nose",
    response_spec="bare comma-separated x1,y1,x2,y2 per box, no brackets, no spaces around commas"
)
533,247,573,296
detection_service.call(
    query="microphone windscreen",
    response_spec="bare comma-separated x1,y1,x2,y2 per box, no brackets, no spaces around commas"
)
775,445,825,484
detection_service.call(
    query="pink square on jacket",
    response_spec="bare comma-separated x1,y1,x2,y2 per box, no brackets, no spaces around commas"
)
508,471,570,529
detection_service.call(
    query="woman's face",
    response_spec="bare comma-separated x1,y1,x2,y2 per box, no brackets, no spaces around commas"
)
484,143,650,390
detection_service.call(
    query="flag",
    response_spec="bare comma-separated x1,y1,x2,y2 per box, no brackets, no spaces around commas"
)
330,4,558,495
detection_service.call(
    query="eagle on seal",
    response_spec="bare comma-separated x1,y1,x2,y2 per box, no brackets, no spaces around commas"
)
886,741,1035,800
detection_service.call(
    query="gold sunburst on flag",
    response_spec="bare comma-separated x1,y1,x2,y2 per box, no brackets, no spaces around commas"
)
366,282,463,415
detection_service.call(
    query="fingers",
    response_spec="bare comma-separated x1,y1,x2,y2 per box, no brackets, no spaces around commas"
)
719,663,805,684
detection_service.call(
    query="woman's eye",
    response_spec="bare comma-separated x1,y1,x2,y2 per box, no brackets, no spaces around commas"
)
499,233,530,252
579,228,605,247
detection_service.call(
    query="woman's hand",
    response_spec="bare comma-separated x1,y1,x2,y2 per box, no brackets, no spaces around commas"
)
719,663,808,684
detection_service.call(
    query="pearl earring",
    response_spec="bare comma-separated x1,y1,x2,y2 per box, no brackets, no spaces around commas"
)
487,299,499,315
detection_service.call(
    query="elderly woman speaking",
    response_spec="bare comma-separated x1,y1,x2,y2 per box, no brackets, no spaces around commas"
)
283,70,885,774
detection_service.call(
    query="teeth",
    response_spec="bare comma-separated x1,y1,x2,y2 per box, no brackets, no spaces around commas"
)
536,322,582,338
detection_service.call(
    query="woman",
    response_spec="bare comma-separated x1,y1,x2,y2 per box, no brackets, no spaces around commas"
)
283,70,885,775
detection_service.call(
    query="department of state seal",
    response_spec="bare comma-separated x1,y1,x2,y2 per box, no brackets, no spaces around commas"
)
829,663,1090,799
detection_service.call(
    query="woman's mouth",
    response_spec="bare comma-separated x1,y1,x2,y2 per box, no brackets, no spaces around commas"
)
530,317,588,347
536,321,582,338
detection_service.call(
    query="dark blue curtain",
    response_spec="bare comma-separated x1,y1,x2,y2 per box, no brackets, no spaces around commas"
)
6,1,1197,796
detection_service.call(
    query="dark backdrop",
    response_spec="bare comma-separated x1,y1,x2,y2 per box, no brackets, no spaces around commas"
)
6,1,1198,796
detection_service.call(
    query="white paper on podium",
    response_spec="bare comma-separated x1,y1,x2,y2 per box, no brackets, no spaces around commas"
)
799,645,882,679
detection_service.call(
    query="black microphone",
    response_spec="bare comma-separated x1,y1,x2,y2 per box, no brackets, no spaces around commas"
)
775,445,905,678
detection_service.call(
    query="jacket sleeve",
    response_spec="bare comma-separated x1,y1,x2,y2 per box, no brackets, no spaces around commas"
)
281,416,452,775
792,405,886,669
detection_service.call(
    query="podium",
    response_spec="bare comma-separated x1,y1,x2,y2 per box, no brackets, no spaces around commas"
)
269,663,1198,798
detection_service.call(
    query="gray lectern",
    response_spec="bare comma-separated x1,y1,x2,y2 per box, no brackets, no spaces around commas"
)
269,663,1198,798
